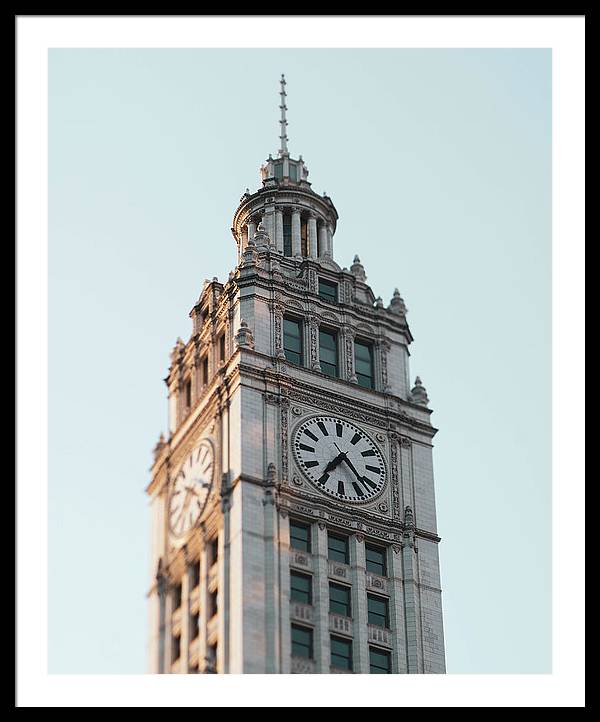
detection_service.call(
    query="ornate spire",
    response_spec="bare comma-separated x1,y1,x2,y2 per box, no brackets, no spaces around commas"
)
278,74,289,156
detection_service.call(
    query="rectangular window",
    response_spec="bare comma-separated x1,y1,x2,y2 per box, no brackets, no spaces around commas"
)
301,219,308,257
291,625,313,659
208,643,218,670
290,572,312,605
173,583,182,610
185,379,192,407
201,356,209,386
209,537,219,565
190,560,201,588
369,647,392,674
318,279,338,303
319,329,338,378
191,612,199,640
208,590,218,618
290,520,311,552
329,583,352,617
289,164,298,182
365,544,387,577
354,340,374,390
274,162,283,180
283,214,292,256
218,333,226,362
328,533,349,564
283,317,303,366
330,636,353,671
367,594,390,629
171,635,181,663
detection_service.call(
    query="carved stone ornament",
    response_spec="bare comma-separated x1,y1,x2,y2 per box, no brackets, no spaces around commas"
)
376,432,386,442
318,522,326,531
355,533,364,543
401,437,412,448
291,406,303,416
378,502,389,513
392,544,402,554
234,319,255,349
292,474,303,487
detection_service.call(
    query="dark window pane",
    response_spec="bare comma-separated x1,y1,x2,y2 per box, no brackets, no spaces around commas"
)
291,625,313,659
209,537,219,565
185,380,192,407
289,164,298,181
283,318,303,366
369,647,391,673
301,220,308,257
190,561,201,588
365,544,387,576
171,635,181,662
367,594,389,628
274,162,283,180
209,590,218,618
319,279,338,303
290,520,311,552
283,214,292,256
328,533,349,564
173,583,182,610
330,636,353,671
202,357,209,385
329,583,351,617
319,330,338,378
291,572,312,605
191,612,199,640
219,334,226,361
354,341,374,389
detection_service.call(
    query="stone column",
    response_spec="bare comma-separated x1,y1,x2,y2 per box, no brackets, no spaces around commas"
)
308,316,321,372
318,222,328,258
275,209,284,253
350,533,369,673
278,510,292,674
342,328,358,384
389,545,408,673
402,507,421,673
314,522,330,673
308,214,318,259
326,223,334,257
180,560,190,673
247,220,256,246
291,207,301,257
199,541,209,672
163,590,173,673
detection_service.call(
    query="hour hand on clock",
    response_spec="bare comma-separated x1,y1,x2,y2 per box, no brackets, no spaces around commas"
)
318,451,346,482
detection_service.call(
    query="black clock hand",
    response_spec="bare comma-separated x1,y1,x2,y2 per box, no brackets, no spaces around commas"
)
318,452,346,482
341,455,363,482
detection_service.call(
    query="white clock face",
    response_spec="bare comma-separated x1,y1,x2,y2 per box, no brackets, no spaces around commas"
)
169,440,214,537
293,416,386,503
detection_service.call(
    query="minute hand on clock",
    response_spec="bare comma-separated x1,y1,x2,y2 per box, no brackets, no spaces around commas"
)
334,443,372,491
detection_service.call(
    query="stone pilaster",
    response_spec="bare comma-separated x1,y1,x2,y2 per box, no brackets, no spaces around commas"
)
308,213,318,259
350,533,369,673
291,207,301,257
313,522,330,673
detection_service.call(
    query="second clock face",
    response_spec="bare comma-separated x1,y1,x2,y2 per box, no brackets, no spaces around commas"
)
169,439,214,537
293,416,386,503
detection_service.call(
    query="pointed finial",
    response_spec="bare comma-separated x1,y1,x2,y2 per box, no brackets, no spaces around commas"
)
279,74,289,156
350,255,366,282
410,377,429,406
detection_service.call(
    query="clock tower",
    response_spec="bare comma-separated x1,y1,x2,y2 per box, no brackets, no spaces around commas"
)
146,75,446,674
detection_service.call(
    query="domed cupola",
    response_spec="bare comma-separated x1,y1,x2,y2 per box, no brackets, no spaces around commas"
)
232,75,339,264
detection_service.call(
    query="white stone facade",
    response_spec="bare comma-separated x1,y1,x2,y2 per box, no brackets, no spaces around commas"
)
146,83,445,674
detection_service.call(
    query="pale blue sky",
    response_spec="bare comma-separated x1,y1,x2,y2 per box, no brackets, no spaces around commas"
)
48,48,551,674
